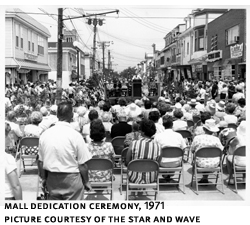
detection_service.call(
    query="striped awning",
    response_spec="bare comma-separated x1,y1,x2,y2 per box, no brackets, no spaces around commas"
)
15,58,51,72
5,58,20,68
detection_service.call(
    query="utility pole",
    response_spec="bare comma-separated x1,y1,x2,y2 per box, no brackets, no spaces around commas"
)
102,42,105,81
56,8,63,103
92,17,97,74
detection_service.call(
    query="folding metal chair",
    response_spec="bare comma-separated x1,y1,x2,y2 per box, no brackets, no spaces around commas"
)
84,158,114,200
191,147,224,195
227,146,246,193
126,159,159,200
158,147,185,193
176,130,193,163
228,123,238,130
15,137,39,178
111,136,126,168
193,115,200,125
120,147,129,195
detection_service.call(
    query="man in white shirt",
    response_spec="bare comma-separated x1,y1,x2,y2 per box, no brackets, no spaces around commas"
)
198,83,206,100
38,102,92,200
154,115,186,168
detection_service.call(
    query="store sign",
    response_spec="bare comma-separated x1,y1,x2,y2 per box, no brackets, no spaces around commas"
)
230,43,243,58
206,50,222,62
24,52,38,61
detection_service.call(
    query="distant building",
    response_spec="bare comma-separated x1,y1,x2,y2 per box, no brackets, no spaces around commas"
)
48,29,90,88
5,8,51,84
207,9,246,81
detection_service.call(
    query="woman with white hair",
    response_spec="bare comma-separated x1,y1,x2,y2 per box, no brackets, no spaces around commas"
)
24,111,43,137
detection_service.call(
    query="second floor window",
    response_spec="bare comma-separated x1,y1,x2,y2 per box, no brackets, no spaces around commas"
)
187,42,189,55
20,27,23,49
28,30,31,51
15,24,19,47
38,36,44,55
226,25,239,45
195,28,204,51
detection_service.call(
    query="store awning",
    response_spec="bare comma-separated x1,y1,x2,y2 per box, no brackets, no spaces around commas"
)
5,58,20,68
188,54,208,65
15,59,51,72
212,60,222,67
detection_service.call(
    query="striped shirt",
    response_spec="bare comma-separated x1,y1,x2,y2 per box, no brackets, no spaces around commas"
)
128,138,161,184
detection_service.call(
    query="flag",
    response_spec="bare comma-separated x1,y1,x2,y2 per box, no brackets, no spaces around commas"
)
98,78,105,100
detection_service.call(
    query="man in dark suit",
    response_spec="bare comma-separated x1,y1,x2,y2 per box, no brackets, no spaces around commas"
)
111,109,132,138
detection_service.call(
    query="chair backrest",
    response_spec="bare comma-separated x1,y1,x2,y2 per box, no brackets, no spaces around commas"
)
195,147,222,158
187,120,194,127
127,159,159,173
111,136,126,155
176,130,192,139
161,147,183,158
86,158,113,171
19,137,39,147
233,146,246,157
121,147,129,160
228,123,237,130
196,120,202,126
19,137,39,155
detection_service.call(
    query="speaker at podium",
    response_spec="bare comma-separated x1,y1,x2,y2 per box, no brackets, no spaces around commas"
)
132,80,142,97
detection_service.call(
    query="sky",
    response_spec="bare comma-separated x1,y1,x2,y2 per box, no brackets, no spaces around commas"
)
1,5,229,72
3,3,249,73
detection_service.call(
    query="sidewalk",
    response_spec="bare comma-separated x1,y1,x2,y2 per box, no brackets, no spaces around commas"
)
18,161,245,201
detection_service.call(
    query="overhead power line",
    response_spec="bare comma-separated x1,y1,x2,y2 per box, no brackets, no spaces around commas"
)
98,28,151,50
122,8,171,32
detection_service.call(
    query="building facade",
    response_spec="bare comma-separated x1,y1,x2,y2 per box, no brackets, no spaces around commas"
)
207,9,246,81
48,29,87,88
5,8,51,84
179,9,228,81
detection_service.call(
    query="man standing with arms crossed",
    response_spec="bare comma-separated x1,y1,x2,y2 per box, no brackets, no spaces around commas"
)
38,102,92,200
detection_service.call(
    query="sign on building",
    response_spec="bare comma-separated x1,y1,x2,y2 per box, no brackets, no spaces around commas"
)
230,43,243,58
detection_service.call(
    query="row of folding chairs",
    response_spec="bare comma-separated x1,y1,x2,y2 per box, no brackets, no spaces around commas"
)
15,137,245,200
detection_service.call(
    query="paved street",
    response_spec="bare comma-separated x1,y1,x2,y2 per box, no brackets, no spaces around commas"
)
18,160,245,201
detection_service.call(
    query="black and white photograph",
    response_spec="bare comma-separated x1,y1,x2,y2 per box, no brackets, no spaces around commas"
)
1,2,249,224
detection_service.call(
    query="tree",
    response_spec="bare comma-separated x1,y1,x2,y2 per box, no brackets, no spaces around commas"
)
120,67,137,80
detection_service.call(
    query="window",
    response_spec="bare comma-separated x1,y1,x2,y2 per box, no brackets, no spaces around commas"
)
38,36,44,55
31,32,35,52
195,28,204,51
20,27,23,49
231,65,235,76
187,42,189,55
15,24,19,47
226,25,239,45
211,35,218,51
28,30,31,51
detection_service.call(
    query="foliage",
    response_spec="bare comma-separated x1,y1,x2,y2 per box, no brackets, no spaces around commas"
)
119,67,137,80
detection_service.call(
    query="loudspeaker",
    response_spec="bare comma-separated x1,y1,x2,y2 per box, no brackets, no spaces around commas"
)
132,81,142,97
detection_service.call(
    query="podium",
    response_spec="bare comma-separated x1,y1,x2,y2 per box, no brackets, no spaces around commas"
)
132,80,142,97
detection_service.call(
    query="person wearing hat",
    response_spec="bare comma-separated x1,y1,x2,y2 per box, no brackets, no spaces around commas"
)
110,109,132,139
188,99,200,118
125,103,142,122
190,119,223,184
226,121,246,184
24,111,43,137
214,101,226,122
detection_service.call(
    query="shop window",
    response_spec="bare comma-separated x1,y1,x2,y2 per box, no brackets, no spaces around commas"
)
195,28,204,51
226,25,239,45
231,65,235,75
